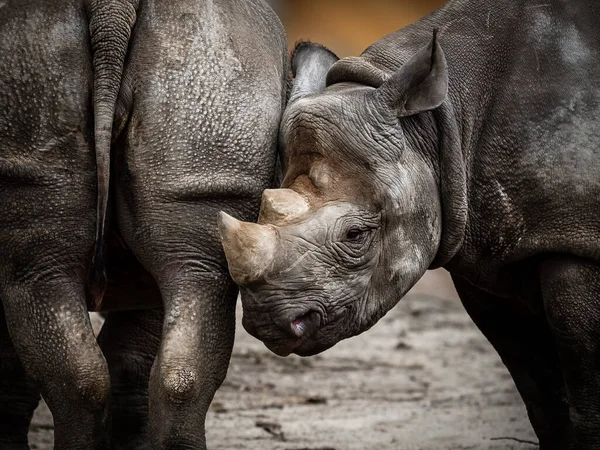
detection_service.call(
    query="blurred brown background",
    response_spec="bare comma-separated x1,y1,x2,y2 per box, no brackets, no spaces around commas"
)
270,0,446,56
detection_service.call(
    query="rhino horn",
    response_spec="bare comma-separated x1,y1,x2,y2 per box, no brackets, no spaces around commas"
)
258,189,310,224
218,212,277,286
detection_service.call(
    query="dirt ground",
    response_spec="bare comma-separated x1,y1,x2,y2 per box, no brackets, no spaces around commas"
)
29,270,538,450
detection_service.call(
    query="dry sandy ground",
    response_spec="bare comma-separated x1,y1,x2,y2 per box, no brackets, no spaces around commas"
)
29,270,538,449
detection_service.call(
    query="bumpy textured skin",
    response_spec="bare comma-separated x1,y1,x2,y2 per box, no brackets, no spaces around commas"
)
0,303,40,450
0,1,110,448
0,0,287,449
113,1,287,449
236,1,599,449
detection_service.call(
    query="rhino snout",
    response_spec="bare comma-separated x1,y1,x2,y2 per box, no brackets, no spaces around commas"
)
241,305,323,356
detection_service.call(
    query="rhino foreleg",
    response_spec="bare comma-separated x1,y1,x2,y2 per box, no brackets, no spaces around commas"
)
540,256,600,450
453,275,569,450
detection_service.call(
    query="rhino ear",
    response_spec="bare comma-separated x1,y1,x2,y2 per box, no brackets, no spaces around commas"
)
375,29,448,117
289,42,339,104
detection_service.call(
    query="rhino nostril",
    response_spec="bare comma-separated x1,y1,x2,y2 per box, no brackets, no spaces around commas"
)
291,315,310,337
289,311,319,338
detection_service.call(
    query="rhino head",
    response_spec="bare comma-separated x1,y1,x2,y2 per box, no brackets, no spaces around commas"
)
219,32,453,356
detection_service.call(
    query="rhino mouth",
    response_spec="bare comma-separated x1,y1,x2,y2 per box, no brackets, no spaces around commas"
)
262,335,331,358
241,306,325,357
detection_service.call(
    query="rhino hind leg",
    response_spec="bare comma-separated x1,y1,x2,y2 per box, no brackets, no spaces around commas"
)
452,275,569,450
540,256,600,450
97,308,163,450
145,278,237,450
1,279,111,450
0,302,40,450
0,1,114,446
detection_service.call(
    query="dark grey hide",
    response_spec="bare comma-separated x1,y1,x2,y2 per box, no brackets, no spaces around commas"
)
219,1,600,449
0,0,287,449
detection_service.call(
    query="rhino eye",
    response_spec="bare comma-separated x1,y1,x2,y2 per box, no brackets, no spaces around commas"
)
345,228,369,243
337,222,378,260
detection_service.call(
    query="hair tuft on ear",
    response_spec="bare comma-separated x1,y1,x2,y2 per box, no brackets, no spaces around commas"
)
289,41,339,104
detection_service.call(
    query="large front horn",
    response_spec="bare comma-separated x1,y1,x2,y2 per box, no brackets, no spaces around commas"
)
218,212,277,286
258,189,310,224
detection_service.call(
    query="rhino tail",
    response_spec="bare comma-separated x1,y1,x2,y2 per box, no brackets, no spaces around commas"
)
86,0,139,309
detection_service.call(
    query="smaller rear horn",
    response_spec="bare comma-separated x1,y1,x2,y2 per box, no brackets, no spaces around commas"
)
258,189,310,224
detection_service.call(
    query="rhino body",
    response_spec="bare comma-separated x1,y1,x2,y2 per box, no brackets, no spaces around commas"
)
0,0,287,448
219,1,600,448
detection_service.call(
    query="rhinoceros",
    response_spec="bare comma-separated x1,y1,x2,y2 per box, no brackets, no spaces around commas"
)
219,1,600,448
0,0,287,448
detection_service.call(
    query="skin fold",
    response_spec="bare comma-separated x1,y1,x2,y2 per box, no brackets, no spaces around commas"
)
219,1,600,448
0,0,287,449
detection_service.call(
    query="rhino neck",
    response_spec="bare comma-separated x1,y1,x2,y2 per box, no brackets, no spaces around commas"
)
429,101,467,269
399,100,467,270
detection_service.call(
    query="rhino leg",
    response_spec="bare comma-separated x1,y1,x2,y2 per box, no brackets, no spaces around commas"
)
0,302,40,450
147,279,237,450
98,309,162,450
1,280,110,450
1,1,112,447
540,256,600,450
114,184,239,449
453,275,569,450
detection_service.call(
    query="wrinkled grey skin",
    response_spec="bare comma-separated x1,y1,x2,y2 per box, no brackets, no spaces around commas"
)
0,0,287,449
220,1,600,449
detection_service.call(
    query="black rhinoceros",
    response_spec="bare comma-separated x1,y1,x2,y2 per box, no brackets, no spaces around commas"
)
0,0,287,448
219,1,600,448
